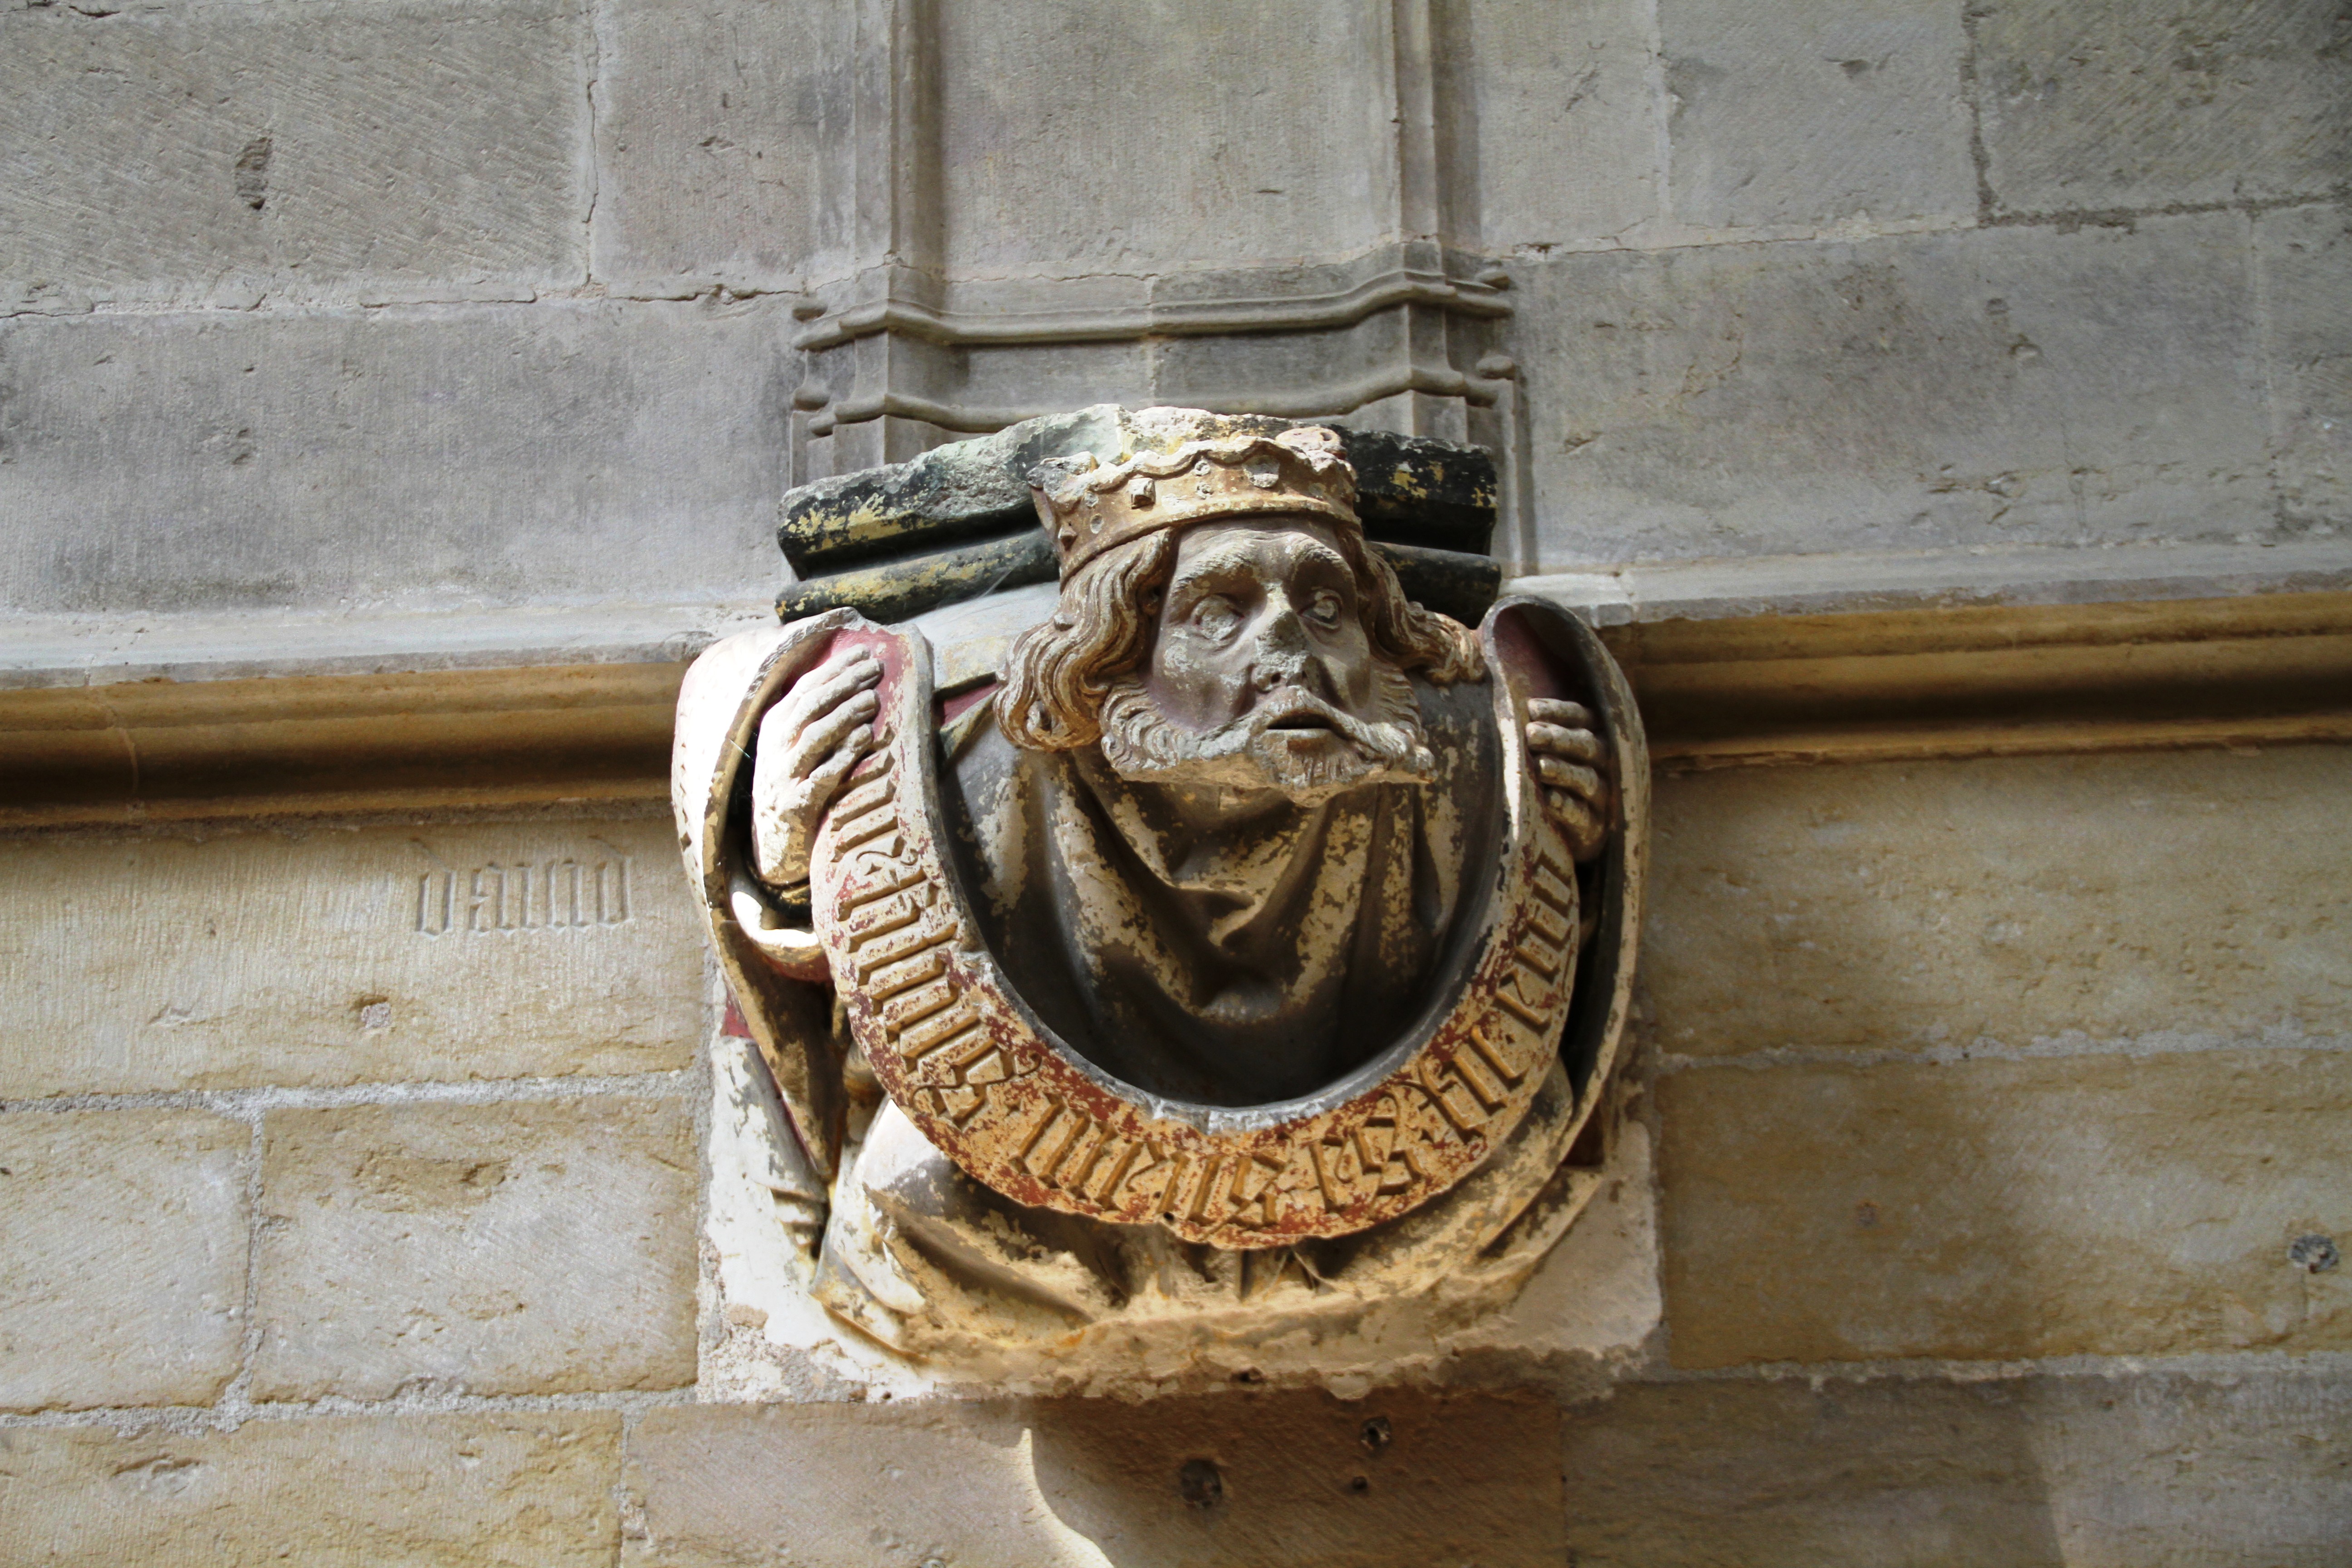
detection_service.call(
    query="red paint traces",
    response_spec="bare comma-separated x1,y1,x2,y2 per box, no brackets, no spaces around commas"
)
939,678,1001,725
721,993,754,1039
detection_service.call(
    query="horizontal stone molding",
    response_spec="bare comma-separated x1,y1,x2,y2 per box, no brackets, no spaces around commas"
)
814,358,1514,437
790,257,1514,353
1620,588,2352,769
1,574,2343,826
0,662,684,827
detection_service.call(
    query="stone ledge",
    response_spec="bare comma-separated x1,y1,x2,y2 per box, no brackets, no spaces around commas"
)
0,661,685,827
1542,545,2352,767
0,555,2344,824
1522,540,2352,624
1611,588,2352,769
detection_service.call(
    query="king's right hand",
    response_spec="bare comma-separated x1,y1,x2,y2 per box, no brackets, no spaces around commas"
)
750,647,884,889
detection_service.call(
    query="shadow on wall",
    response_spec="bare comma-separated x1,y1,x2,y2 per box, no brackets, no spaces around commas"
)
1023,1390,1564,1566
1638,762,2073,1562
620,1390,1567,1567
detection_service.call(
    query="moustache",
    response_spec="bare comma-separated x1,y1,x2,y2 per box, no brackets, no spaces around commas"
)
1097,672,1437,800
1219,687,1413,761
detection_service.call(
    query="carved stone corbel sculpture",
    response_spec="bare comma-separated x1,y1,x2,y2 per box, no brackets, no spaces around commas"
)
674,407,1646,1362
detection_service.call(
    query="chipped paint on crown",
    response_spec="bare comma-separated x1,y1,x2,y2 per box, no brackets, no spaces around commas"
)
1028,425,1359,578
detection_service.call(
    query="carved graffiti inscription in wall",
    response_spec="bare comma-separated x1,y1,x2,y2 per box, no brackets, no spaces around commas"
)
413,855,633,937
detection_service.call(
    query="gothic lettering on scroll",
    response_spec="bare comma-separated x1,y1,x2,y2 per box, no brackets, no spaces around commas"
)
808,619,1588,1247
822,744,1024,1128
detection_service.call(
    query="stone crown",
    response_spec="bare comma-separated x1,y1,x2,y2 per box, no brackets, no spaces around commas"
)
1028,426,1359,578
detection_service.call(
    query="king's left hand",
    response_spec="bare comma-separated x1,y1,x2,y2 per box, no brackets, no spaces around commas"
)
1525,697,1612,863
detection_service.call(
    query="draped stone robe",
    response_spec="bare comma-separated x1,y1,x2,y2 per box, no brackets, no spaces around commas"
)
942,674,1503,1109
805,669,1592,1354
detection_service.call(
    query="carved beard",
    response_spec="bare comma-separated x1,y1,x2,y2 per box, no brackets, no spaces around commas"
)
1095,662,1437,806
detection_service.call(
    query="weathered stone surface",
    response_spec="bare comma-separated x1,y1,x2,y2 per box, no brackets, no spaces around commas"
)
1559,1371,2352,1567
1975,0,2352,216
3,1412,622,1567
775,532,1057,624
1661,0,1975,230
626,1392,1563,1567
0,1109,248,1411
2259,203,2352,531
701,1035,1663,1404
779,409,1496,577
1466,0,1659,250
592,0,830,292
252,1097,696,1400
777,406,1132,574
1515,213,2272,568
0,817,701,1098
1657,1049,2352,1367
1644,747,2352,1058
935,0,1391,277
0,2,587,309
0,301,789,620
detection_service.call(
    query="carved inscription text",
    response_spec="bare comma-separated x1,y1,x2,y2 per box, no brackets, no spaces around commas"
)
414,855,632,937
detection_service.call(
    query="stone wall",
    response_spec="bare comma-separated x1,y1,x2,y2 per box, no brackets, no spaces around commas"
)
5,0,2346,645
5,752,2344,1562
2,0,2348,1563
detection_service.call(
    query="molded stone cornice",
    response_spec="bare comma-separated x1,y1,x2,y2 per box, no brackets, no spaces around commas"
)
2,547,2343,827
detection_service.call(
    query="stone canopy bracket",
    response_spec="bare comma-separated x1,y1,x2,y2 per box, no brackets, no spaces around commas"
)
773,405,1508,631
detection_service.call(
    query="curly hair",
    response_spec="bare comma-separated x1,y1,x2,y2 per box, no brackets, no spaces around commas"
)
997,523,1485,753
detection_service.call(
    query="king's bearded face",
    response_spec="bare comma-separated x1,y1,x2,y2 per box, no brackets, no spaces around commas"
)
1096,518,1437,805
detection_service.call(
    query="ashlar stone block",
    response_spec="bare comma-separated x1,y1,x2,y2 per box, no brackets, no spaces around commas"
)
592,0,831,292
935,0,1393,277
0,2,588,309
0,816,702,1098
1644,747,2352,1058
626,1392,1564,1567
2,1412,622,1568
1465,0,1660,251
1560,1371,2352,1568
1661,0,1976,230
252,1097,696,1400
1514,212,2272,567
0,301,789,619
2259,202,2352,531
0,1109,249,1411
1975,0,2352,216
1657,1049,2352,1368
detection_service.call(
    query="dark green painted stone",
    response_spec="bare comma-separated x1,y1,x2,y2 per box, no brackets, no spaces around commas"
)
776,406,1501,627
